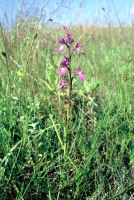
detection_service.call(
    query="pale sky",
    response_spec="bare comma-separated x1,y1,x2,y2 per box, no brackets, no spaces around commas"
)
0,0,134,27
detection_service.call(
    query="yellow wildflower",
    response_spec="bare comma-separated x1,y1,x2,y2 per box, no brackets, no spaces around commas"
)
17,70,24,77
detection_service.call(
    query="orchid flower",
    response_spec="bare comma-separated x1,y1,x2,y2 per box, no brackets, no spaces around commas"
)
58,67,68,75
58,79,69,90
60,56,70,67
57,38,66,52
58,56,70,75
73,68,86,82
73,43,84,54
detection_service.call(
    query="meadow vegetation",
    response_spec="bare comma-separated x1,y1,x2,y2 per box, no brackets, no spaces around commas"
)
0,17,134,199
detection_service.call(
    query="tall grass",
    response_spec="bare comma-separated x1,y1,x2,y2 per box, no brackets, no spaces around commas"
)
0,7,134,200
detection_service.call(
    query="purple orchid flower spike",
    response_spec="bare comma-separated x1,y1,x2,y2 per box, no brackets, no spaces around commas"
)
58,79,69,90
57,26,86,98
73,68,86,82
73,43,85,54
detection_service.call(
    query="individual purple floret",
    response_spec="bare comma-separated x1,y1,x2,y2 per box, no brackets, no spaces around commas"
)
73,43,84,54
57,38,66,52
66,37,74,45
58,67,68,75
58,56,70,75
73,68,86,82
60,56,70,67
58,79,69,90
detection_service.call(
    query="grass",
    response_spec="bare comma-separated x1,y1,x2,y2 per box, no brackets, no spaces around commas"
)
0,20,134,199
